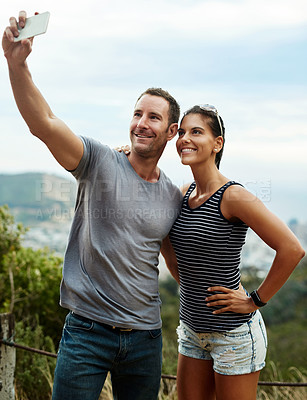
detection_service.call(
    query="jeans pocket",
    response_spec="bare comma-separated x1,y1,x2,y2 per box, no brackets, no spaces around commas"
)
66,312,94,331
148,328,162,339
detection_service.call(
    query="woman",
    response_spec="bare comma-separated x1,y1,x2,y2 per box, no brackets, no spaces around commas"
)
161,105,305,400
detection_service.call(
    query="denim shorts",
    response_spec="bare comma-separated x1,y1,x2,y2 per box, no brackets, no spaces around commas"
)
177,310,267,375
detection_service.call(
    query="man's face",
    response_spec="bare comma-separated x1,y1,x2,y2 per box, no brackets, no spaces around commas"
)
129,94,171,158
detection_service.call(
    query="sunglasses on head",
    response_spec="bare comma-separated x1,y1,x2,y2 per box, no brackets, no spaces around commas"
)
198,104,223,137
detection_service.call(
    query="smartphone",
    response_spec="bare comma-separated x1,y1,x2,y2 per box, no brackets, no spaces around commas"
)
14,12,50,42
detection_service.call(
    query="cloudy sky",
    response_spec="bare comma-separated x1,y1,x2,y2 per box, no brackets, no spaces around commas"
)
1,0,306,222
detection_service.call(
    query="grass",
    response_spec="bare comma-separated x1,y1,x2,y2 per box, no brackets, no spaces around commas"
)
14,364,306,400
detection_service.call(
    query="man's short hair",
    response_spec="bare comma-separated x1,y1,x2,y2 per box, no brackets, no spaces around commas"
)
137,88,180,127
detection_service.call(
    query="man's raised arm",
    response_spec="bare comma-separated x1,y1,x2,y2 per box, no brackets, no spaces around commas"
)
2,11,83,171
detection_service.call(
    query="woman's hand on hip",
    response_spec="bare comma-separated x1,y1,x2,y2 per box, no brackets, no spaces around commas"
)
205,284,257,314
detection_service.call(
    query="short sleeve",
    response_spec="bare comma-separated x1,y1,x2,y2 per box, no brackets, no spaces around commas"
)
69,136,111,181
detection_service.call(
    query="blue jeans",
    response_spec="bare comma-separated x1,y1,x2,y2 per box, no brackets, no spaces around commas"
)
52,312,162,400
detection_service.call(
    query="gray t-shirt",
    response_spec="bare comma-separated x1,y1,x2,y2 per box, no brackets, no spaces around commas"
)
60,136,182,329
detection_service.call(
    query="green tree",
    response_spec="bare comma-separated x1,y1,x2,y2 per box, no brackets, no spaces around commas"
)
0,205,66,342
0,205,67,399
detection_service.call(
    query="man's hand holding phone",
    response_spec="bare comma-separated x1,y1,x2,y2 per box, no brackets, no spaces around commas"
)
2,11,50,63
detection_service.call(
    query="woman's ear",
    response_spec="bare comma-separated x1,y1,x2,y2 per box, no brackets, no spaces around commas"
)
215,136,224,152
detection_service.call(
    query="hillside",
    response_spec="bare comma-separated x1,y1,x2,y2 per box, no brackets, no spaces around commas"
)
0,172,76,222
0,172,76,253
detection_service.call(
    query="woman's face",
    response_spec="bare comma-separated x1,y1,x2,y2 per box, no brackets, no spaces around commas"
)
176,113,220,166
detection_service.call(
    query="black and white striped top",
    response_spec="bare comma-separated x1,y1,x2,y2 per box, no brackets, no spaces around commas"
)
169,181,254,333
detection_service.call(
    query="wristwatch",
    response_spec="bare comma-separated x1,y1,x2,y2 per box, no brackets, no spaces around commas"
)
250,290,267,307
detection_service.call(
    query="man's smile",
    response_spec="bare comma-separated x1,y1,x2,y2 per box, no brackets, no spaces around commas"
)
133,130,155,139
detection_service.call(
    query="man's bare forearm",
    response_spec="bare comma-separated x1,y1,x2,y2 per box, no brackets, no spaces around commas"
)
8,60,55,139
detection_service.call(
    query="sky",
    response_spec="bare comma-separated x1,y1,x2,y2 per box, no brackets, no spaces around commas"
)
0,0,307,223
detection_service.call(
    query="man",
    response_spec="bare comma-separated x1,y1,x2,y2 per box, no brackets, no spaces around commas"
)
3,11,182,400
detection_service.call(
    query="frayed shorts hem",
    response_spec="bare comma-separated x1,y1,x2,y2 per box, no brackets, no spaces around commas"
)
214,361,266,376
179,349,265,375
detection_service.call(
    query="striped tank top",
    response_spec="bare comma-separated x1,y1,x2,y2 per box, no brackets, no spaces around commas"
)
169,181,254,333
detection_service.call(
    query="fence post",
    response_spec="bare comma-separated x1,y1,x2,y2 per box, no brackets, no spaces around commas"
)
0,313,15,400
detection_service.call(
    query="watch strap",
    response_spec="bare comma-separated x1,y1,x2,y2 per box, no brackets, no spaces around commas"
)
250,290,267,307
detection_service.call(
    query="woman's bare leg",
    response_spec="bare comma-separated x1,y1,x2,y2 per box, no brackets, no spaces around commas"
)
177,354,216,400
214,370,260,400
